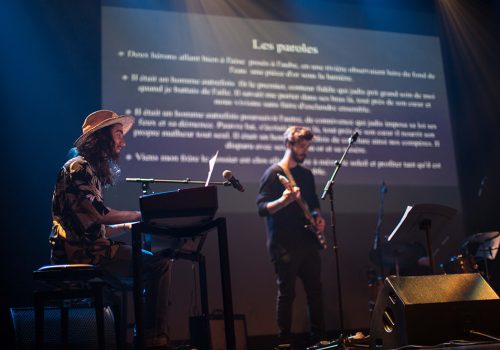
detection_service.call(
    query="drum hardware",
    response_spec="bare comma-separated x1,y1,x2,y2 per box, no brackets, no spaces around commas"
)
440,254,478,274
456,231,499,281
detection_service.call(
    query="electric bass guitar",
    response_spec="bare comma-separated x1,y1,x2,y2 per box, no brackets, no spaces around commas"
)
277,173,327,249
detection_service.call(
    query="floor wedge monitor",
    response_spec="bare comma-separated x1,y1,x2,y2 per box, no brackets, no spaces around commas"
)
370,273,500,349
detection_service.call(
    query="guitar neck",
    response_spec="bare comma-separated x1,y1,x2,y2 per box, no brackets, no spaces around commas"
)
277,173,315,222
276,172,327,249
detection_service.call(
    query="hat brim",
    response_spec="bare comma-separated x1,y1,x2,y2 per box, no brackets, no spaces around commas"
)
74,115,134,146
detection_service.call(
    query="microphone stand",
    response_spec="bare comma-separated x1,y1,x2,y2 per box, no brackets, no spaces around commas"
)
373,181,388,281
317,133,358,349
126,177,230,193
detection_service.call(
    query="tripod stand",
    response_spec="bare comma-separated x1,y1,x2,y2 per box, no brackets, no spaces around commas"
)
313,132,359,349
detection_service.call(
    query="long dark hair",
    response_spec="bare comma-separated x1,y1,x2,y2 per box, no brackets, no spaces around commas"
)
74,125,121,186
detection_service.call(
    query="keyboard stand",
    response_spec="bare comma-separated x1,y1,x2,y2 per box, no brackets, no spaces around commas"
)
131,217,236,350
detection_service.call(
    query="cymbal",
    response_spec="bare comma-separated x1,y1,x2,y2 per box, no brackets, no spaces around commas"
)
370,241,424,268
468,231,500,243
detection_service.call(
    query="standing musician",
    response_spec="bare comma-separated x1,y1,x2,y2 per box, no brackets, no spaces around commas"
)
49,110,172,350
257,125,327,348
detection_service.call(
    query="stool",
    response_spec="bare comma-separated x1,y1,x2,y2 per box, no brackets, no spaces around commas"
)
33,264,127,350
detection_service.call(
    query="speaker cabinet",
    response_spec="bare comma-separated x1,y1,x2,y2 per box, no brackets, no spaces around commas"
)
10,306,116,350
370,273,500,349
190,314,248,350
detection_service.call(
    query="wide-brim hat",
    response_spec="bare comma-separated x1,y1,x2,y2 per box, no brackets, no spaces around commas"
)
74,110,134,146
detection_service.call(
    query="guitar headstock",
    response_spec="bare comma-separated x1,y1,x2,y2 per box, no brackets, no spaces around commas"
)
277,173,292,190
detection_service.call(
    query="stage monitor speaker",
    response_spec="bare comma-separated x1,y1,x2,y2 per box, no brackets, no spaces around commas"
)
190,314,248,350
10,306,116,350
370,273,500,349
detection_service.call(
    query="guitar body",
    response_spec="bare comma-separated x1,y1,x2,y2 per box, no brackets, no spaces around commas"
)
277,173,327,249
303,213,327,250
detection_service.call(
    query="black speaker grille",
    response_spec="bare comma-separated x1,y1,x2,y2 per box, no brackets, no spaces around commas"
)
10,306,116,350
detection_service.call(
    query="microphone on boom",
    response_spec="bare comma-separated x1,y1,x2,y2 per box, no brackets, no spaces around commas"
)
223,170,245,192
349,131,359,144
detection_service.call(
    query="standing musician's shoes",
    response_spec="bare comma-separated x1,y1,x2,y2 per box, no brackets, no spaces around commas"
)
275,332,293,349
305,340,333,350
145,346,174,350
144,332,173,350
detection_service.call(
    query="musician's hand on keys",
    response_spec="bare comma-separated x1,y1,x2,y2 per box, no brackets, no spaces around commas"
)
122,222,133,233
105,221,137,237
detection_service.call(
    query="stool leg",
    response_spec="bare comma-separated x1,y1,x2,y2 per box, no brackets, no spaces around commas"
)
118,289,128,350
94,286,105,350
34,293,44,350
61,305,69,350
110,289,125,350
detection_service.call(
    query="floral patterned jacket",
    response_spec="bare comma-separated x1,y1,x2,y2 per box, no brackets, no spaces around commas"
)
49,156,121,264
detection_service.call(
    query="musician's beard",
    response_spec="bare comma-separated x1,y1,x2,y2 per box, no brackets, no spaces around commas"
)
291,149,306,164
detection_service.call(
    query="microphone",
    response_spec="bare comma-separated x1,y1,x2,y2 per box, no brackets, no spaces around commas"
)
223,170,245,192
349,131,359,144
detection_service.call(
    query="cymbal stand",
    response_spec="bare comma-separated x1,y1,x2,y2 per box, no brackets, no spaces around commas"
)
420,218,436,274
373,181,388,279
126,177,229,188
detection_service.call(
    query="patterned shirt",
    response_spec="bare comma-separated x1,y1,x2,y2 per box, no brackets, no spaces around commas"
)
49,156,121,264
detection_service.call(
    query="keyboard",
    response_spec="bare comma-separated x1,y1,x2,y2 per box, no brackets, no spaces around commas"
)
139,186,218,229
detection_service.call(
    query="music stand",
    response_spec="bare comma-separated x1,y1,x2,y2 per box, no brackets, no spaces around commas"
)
387,204,457,274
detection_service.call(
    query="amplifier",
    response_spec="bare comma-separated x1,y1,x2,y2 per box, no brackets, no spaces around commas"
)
10,306,116,350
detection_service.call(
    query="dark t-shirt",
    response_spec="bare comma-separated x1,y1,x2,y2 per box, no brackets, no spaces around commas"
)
257,164,320,257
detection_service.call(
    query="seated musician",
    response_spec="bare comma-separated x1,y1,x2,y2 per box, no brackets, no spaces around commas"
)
48,110,172,350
